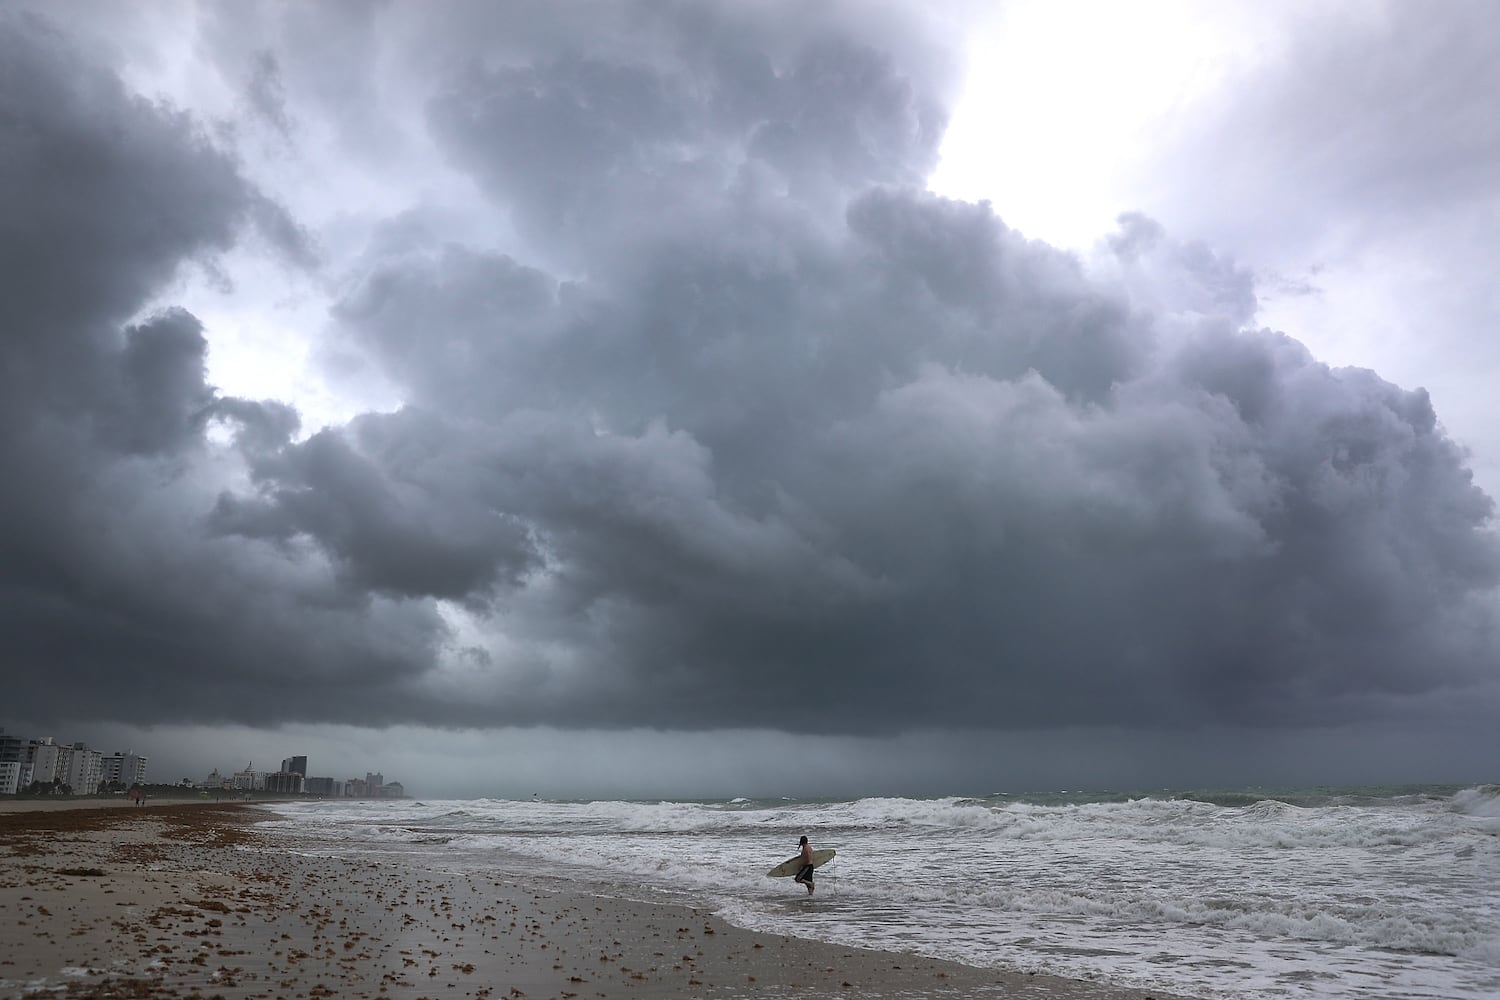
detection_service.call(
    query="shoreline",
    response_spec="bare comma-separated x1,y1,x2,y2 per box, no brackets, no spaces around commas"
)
0,796,275,814
0,795,402,815
1,804,1195,998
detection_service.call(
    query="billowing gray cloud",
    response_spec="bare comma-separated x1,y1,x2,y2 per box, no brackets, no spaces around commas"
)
1117,0,1500,502
0,11,433,727
2,2,1498,762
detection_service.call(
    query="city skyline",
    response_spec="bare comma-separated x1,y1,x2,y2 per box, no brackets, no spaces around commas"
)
0,726,404,798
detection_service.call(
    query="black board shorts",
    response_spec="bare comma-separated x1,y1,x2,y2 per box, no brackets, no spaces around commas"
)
794,863,816,882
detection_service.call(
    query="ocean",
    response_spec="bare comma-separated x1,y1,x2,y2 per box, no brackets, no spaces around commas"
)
261,784,1500,999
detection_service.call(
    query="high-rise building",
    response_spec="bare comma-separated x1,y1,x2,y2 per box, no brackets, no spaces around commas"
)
264,771,304,794
64,743,103,795
0,761,32,795
304,776,337,796
0,728,23,763
280,756,308,777
365,772,384,789
103,751,149,788
28,738,61,786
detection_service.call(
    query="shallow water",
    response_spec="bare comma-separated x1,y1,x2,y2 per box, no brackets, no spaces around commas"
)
262,784,1500,999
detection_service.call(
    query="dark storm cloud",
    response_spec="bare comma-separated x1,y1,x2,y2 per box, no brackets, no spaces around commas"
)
3,3,1498,742
0,12,442,727
100,309,216,456
209,412,540,603
0,18,238,331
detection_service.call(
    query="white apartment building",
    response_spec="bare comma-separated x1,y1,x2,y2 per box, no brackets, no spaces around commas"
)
232,765,263,791
102,751,149,788
0,761,33,795
63,743,103,795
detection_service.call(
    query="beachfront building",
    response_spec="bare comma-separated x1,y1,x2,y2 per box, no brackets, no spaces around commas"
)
0,728,23,763
232,765,261,791
103,751,149,788
264,771,304,794
280,756,308,776
27,738,61,786
304,776,338,796
0,761,33,795
384,781,405,797
64,743,104,795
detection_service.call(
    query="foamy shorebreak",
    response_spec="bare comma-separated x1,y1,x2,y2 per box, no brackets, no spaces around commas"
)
258,785,1500,1000
1,801,1181,998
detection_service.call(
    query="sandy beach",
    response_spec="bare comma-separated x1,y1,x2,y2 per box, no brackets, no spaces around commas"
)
0,802,1193,999
0,797,242,814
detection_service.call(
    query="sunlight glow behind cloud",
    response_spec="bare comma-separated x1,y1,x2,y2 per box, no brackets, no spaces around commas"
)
930,0,1263,247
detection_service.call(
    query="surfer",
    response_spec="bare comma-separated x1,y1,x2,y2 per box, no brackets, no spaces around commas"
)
793,835,816,895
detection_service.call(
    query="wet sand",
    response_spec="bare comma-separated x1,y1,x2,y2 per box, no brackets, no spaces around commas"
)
0,797,216,814
0,803,1192,999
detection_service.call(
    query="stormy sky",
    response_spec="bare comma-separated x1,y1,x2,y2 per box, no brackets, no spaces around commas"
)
2,1,1497,797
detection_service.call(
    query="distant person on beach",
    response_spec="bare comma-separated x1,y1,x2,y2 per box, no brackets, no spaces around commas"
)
793,835,815,895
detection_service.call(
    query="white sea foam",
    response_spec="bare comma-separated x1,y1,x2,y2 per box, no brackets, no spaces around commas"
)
263,786,1500,1000
1451,784,1500,818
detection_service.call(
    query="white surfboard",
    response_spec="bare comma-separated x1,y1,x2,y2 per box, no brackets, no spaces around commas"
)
767,848,836,877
